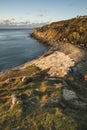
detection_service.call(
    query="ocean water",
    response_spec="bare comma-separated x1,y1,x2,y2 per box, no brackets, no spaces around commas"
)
0,28,48,72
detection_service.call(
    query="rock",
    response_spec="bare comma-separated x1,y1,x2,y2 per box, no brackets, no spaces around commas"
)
62,89,78,101
40,97,59,107
73,100,87,106
34,51,75,77
12,94,18,105
30,101,36,105
22,76,32,83
47,97,59,107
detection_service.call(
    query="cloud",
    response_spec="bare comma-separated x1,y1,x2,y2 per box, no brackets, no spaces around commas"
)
7,17,15,22
0,18,49,28
0,17,15,24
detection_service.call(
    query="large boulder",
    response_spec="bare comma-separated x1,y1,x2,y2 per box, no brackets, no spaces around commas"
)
62,89,78,101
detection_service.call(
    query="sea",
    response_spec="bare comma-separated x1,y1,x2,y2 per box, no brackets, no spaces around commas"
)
0,28,48,72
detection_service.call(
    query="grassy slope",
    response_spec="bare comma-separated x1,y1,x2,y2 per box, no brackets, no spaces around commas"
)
32,15,87,48
0,65,87,130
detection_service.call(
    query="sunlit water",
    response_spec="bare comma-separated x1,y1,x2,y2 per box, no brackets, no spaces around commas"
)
0,29,48,72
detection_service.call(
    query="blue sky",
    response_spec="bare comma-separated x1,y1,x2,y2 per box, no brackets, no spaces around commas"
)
0,0,87,27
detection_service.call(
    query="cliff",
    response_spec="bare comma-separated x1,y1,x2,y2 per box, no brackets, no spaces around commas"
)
0,16,87,130
32,15,87,48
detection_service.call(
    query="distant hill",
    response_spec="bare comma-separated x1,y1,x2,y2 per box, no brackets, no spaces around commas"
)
32,15,87,48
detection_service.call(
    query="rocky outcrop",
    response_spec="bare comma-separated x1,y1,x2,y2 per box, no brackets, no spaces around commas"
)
62,89,78,101
32,28,58,45
62,89,87,106
30,16,87,79
34,51,75,77
32,16,87,48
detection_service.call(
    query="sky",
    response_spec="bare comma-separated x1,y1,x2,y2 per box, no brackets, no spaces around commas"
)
0,0,87,27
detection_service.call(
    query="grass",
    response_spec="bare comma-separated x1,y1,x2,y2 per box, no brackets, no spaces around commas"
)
33,15,87,48
0,65,87,130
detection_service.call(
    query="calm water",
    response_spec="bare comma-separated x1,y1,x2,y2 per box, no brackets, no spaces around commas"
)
0,28,48,72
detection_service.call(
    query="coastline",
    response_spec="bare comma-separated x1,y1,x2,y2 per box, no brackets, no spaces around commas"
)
0,17,87,130
0,29,49,74
0,32,87,77
0,48,49,74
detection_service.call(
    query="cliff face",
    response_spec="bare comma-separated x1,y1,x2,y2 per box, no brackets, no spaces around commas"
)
33,28,58,43
32,16,87,48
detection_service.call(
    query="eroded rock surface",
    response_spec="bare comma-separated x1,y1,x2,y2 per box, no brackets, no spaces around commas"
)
34,51,74,77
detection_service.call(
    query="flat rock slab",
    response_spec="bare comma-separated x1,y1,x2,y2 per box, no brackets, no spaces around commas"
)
34,51,75,77
62,89,78,101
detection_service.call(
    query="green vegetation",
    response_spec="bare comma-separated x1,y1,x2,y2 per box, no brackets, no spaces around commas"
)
0,65,87,130
33,15,87,48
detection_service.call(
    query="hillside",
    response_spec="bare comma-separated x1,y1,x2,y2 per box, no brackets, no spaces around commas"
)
0,16,87,130
31,15,87,48
0,62,87,130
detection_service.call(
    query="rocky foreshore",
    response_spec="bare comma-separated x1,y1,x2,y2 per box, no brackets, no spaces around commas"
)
29,16,87,78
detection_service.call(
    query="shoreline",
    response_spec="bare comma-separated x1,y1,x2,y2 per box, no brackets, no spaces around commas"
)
0,29,87,78
0,29,49,75
0,36,87,77
0,47,50,74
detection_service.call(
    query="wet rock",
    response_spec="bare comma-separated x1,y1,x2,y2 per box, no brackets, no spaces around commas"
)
62,89,78,101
